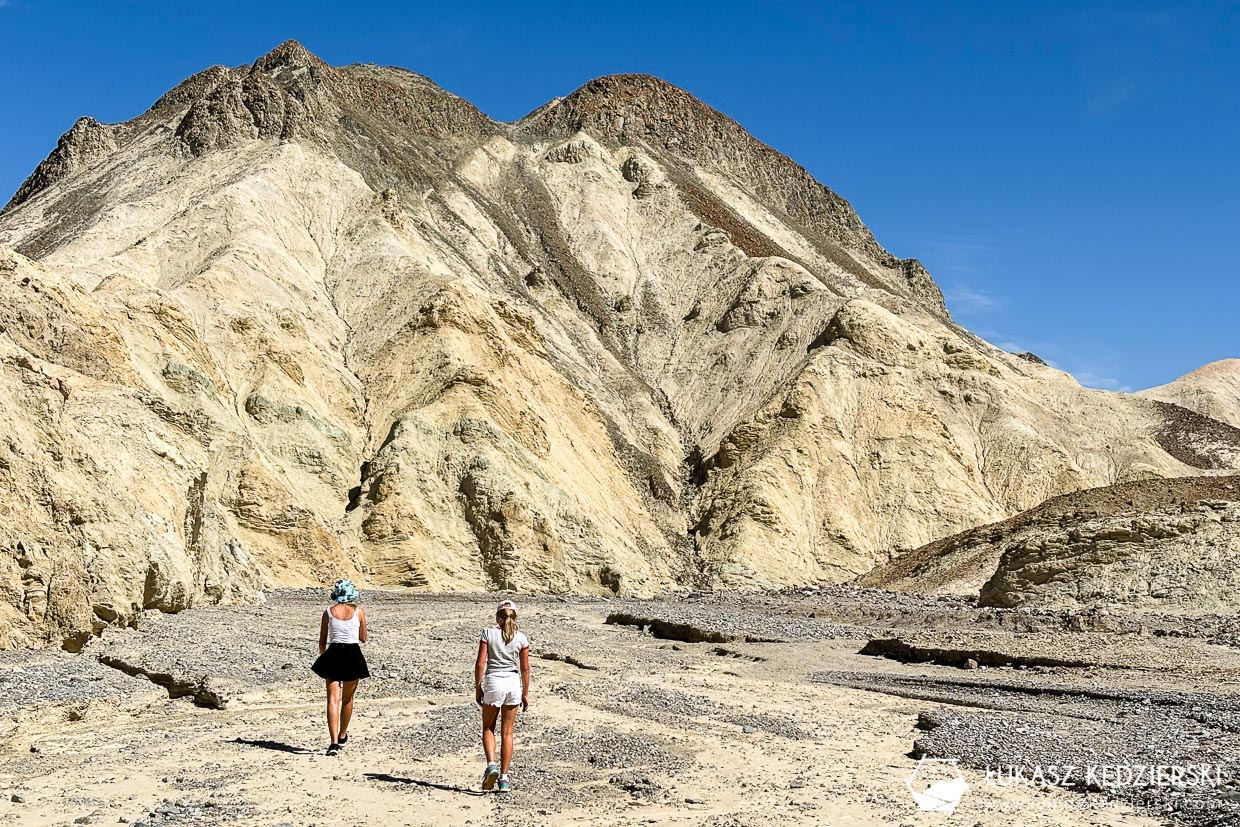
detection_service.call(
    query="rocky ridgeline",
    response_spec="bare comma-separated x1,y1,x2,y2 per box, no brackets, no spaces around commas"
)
0,41,1237,648
514,74,923,288
4,117,117,213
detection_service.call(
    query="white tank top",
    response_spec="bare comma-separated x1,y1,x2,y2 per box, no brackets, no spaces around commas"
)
325,607,361,644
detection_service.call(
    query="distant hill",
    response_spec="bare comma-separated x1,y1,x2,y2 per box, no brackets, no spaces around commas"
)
1139,359,1240,428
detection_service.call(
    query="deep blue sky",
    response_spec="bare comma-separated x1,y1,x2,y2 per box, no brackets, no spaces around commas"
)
1,1,1235,390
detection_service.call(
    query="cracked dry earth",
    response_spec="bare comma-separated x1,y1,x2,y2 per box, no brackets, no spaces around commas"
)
2,590,1238,826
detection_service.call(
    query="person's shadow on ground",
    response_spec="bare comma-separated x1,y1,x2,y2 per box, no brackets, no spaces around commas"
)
365,772,488,797
230,738,316,755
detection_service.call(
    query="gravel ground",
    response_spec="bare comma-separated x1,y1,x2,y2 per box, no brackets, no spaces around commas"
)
518,723,691,809
610,586,1240,646
131,797,254,826
396,703,480,760
559,680,720,727
3,588,1239,825
812,670,1240,825
721,712,814,741
0,648,156,709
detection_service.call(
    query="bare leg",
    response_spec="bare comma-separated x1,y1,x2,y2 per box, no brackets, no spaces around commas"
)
481,704,500,764
340,680,359,740
500,704,518,774
326,680,342,744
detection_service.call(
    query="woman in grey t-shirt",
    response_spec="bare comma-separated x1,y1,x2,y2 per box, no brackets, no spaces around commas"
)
474,600,530,792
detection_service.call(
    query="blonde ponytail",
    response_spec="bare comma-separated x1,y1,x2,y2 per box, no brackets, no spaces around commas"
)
498,610,517,644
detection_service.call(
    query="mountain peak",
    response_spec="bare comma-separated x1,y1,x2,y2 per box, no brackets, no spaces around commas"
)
519,72,929,306
252,39,328,73
518,72,733,141
570,72,686,98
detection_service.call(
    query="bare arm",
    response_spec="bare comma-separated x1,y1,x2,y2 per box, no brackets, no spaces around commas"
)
318,611,328,655
474,641,487,705
358,607,368,643
520,646,531,711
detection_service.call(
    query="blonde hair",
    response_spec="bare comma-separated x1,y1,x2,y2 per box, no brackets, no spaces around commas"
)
497,608,517,644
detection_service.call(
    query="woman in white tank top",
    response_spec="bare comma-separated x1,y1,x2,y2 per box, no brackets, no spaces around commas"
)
310,579,370,755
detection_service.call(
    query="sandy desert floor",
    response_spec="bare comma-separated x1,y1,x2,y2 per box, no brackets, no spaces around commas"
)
2,589,1238,826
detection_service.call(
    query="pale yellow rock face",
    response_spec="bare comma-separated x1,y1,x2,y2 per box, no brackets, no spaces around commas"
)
1138,359,1240,428
691,301,1227,588
1,42,1236,644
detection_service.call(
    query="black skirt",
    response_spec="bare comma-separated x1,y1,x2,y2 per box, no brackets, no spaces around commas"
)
312,643,370,682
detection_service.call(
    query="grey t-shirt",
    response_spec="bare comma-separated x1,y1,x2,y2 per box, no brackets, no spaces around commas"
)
480,626,529,675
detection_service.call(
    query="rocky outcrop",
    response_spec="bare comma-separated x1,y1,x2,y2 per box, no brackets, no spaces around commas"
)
0,42,1235,646
863,475,1240,615
688,301,1224,587
97,652,229,708
4,118,118,213
980,499,1240,615
859,637,1093,669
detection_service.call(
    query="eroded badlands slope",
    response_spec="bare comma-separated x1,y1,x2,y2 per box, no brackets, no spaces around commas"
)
1,41,1234,646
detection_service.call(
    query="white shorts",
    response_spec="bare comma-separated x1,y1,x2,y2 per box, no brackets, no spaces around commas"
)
481,672,522,707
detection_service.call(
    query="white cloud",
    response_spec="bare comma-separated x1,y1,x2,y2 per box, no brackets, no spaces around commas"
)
1073,370,1133,393
974,329,1132,390
917,234,1008,275
974,329,1055,356
943,285,1001,315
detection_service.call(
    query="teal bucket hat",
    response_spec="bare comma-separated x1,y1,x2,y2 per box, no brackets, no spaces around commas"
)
331,579,359,604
